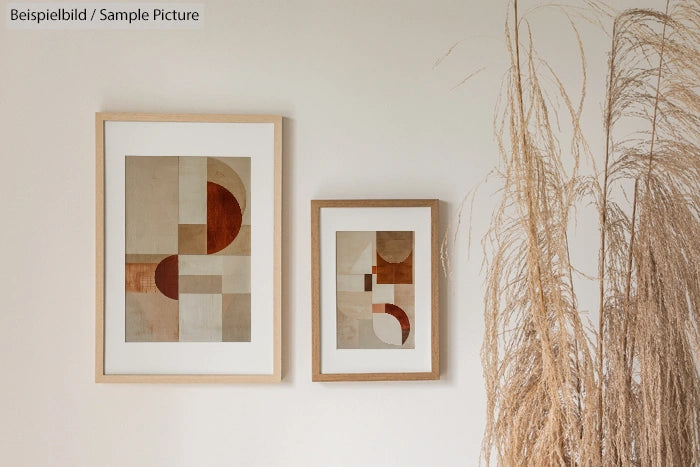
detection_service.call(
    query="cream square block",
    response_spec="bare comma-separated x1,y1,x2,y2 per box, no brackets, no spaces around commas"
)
372,275,394,304
179,255,224,275
179,294,222,342
222,256,251,293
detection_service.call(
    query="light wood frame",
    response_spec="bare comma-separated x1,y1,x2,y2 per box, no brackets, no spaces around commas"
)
96,112,282,383
311,199,439,382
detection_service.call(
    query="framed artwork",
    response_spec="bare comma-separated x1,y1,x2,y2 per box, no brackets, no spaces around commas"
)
96,113,282,383
311,199,439,381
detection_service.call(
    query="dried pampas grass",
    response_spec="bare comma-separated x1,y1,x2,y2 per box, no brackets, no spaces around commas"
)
482,0,700,465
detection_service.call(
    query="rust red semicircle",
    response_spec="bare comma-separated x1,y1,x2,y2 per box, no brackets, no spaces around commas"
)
154,255,178,300
207,181,243,254
385,303,411,345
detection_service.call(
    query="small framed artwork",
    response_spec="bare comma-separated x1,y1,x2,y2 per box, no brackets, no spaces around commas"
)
311,199,439,381
96,113,282,383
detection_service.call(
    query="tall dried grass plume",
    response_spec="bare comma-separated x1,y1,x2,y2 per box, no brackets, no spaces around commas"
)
481,0,700,465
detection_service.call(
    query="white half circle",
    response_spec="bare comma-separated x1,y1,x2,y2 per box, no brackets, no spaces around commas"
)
372,313,402,346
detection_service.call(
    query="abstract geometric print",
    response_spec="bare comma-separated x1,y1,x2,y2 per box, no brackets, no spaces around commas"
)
124,156,251,342
336,231,414,349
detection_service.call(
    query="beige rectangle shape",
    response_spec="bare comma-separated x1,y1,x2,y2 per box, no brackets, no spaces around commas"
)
179,275,222,294
126,292,179,342
125,254,171,263
125,156,179,254
178,157,207,224
223,293,251,342
222,256,251,294
178,224,207,255
337,274,365,292
336,291,372,321
179,255,223,275
179,294,222,342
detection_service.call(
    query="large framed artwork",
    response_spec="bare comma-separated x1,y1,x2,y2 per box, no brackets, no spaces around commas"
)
311,199,439,381
96,113,282,382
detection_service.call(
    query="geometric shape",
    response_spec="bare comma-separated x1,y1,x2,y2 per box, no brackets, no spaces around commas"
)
336,309,359,348
125,156,179,255
384,303,410,345
350,243,373,275
222,293,251,342
214,224,251,256
336,274,366,292
336,231,375,275
334,229,418,351
372,313,403,346
125,292,179,342
372,282,394,304
178,255,223,275
154,254,178,300
364,274,372,291
207,157,248,222
394,283,415,307
376,251,413,285
179,294,222,342
207,181,243,254
125,254,171,264
221,256,251,294
336,291,373,321
225,158,251,224
178,157,207,224
394,283,416,349
357,319,397,349
393,251,413,284
397,253,413,283
179,275,222,294
125,263,158,293
376,231,413,263
178,224,207,255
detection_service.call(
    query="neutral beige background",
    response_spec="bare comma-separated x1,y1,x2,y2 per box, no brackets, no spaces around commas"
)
0,0,658,465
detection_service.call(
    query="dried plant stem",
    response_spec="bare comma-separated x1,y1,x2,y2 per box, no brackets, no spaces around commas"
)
620,178,638,460
592,0,699,463
618,2,670,453
644,0,671,185
597,17,617,459
513,0,549,325
482,1,601,464
483,0,700,465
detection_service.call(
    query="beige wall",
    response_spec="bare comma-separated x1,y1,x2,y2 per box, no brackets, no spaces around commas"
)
0,0,656,465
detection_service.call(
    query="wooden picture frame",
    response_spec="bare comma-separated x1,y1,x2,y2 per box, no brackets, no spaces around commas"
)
96,112,282,383
311,199,439,382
